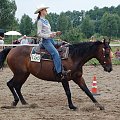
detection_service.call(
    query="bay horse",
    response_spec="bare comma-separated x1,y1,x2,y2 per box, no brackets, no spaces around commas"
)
0,39,112,110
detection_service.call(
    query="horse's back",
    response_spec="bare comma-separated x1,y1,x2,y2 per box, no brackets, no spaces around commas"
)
7,46,31,60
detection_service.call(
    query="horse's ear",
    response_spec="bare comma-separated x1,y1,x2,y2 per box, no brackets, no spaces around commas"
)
103,38,110,45
108,38,110,44
106,38,110,45
103,38,106,44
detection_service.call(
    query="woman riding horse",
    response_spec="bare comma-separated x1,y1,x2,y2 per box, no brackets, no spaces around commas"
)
0,39,112,110
35,4,70,80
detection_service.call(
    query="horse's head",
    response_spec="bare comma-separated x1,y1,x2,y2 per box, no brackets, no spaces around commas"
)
96,39,112,72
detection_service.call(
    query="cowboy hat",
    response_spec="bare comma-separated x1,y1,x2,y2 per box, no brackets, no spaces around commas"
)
34,4,49,14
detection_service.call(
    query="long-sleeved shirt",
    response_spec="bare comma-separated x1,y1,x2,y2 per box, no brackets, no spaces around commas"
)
37,17,52,39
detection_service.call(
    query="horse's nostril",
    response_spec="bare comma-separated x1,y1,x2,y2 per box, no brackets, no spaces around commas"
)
108,67,112,72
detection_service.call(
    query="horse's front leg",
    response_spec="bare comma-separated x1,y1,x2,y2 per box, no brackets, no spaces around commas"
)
73,77,104,110
62,80,77,110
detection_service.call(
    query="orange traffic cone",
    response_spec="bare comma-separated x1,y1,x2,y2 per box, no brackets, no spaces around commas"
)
91,75,100,95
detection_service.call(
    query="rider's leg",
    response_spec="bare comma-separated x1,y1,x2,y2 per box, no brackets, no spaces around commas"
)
42,39,62,73
42,39,70,79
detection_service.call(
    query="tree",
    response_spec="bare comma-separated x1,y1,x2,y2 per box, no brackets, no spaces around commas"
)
65,10,82,27
19,14,33,35
61,27,85,43
0,0,17,30
100,13,120,37
47,13,59,31
86,6,104,21
115,5,120,16
57,12,72,33
81,16,95,38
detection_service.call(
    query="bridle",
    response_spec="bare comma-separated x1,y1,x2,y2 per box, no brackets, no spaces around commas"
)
102,42,111,66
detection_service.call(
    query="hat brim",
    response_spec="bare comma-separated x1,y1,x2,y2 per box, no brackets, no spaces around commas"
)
34,7,49,14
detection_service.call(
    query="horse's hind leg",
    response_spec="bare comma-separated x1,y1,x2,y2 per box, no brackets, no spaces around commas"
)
14,83,28,105
7,73,29,106
62,80,77,110
7,78,19,106
73,77,104,110
13,74,30,105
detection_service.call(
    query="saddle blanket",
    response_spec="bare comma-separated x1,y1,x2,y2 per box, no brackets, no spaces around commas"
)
30,45,69,62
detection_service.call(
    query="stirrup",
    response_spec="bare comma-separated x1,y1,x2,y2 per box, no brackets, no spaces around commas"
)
56,72,64,81
62,69,71,76
56,70,71,81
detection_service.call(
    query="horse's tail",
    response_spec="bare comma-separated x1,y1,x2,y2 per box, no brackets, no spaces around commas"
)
0,47,11,69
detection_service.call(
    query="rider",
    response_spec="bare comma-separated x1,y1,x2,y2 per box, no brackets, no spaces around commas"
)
34,4,70,80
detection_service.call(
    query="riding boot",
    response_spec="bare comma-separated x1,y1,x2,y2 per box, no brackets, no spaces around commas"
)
62,69,71,76
57,69,71,81
57,72,64,80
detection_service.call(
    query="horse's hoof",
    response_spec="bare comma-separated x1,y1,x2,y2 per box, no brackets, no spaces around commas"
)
11,101,18,107
21,101,28,105
69,105,77,110
95,103,105,110
99,106,105,110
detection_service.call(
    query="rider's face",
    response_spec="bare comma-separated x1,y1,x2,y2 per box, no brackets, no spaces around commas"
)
41,9,48,16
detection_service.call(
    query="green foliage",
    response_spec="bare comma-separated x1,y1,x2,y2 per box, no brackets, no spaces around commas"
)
57,12,72,33
115,5,120,16
60,27,85,43
1,1,120,43
86,6,103,21
112,59,120,65
65,10,82,27
47,13,59,31
30,22,37,36
100,13,120,38
19,14,33,35
86,59,120,66
81,16,95,38
0,0,17,30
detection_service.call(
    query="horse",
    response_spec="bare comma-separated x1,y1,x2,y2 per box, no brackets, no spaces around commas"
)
0,39,112,110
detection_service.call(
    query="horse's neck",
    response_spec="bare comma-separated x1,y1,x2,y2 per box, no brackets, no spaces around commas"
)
71,49,96,67
69,42,99,66
79,53,95,66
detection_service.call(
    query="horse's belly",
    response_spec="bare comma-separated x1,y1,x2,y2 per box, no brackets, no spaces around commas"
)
29,61,57,81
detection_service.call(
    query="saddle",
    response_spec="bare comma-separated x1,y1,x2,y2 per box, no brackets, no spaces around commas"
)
31,43,69,60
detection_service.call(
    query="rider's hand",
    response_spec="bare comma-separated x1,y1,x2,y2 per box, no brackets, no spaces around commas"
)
50,33,56,38
61,41,68,46
56,31,62,36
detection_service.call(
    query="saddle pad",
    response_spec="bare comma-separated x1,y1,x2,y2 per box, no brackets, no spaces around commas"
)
30,45,69,62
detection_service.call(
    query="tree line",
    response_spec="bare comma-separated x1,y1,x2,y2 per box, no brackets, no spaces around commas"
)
0,0,120,43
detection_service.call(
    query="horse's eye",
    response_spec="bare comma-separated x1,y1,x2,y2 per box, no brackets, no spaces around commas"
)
105,49,110,58
105,53,109,58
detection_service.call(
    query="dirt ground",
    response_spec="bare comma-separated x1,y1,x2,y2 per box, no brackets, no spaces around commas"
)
0,65,120,120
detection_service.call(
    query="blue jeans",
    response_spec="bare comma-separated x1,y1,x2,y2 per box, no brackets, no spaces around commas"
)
42,38,62,74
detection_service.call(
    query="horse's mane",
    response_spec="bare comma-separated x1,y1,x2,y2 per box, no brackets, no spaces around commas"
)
69,41,102,58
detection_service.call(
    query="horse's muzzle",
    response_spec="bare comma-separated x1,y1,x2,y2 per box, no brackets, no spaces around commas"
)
104,65,113,72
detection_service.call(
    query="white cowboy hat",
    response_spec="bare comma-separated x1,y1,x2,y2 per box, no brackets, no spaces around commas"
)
34,4,49,14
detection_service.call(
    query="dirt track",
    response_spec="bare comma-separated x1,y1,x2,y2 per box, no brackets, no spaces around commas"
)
0,65,120,120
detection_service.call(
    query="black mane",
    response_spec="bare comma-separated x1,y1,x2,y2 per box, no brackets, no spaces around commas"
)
69,41,102,58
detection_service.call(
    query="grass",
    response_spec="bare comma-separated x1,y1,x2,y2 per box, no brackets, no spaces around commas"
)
85,57,120,66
